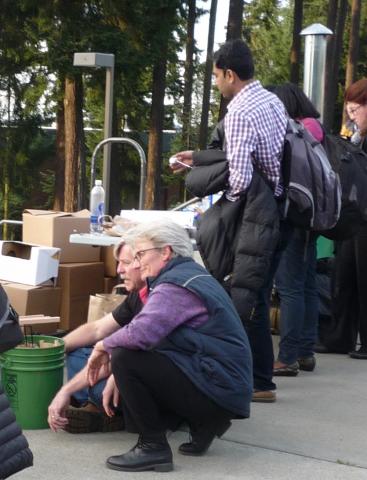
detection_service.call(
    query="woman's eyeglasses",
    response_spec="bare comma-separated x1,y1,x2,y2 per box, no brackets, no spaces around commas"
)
133,248,160,262
346,104,364,117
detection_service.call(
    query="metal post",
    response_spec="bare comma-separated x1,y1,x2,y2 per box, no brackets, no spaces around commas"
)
90,137,147,210
103,64,114,213
300,23,333,122
73,53,115,213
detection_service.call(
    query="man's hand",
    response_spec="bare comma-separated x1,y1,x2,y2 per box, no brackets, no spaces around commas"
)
87,341,110,386
102,374,120,417
169,150,194,173
48,389,71,432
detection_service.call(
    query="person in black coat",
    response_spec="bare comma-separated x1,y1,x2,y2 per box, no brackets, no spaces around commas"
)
0,384,33,479
176,119,282,403
326,78,367,359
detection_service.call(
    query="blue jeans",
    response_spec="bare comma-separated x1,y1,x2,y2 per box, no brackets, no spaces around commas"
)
245,221,292,392
66,347,106,407
275,229,319,364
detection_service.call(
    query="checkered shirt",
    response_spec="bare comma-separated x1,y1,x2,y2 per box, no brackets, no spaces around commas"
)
224,80,287,200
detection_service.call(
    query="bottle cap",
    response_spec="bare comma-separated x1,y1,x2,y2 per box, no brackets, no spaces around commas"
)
95,179,102,186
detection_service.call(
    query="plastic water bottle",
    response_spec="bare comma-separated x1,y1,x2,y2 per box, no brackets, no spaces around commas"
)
89,179,105,234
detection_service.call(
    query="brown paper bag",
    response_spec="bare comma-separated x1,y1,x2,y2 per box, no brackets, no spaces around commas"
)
87,285,126,322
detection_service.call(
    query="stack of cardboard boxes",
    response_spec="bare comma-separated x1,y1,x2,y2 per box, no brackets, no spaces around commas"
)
0,210,119,333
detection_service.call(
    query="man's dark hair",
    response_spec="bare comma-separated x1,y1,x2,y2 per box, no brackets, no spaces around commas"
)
213,39,254,81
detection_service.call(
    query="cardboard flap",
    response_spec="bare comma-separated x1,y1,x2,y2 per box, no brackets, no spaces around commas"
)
23,209,68,218
23,209,90,218
73,209,90,218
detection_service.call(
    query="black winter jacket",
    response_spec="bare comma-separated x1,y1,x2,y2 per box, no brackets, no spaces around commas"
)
186,140,280,322
0,384,33,479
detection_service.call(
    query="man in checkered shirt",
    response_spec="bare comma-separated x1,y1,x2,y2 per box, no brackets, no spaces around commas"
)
173,39,288,403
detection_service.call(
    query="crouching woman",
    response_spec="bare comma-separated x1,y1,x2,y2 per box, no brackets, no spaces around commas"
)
87,219,253,472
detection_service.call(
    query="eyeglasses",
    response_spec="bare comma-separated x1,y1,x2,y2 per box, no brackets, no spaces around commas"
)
346,104,364,117
133,247,161,262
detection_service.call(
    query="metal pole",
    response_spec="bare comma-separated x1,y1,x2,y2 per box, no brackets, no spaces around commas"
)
300,24,332,122
103,62,114,214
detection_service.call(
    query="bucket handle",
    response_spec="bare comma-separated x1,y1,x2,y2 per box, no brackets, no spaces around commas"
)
0,355,12,369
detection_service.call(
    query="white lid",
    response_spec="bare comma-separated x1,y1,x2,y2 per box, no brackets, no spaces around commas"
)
95,179,103,186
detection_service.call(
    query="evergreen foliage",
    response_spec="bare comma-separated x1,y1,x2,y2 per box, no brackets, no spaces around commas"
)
1,0,367,226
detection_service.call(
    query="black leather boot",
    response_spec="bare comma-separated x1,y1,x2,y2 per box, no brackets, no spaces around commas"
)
106,434,173,472
178,418,231,456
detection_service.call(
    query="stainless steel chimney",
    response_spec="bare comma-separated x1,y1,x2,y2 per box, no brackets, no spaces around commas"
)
300,23,333,121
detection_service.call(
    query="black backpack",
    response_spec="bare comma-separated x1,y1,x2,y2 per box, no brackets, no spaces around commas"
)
321,134,367,240
281,119,342,231
0,286,23,353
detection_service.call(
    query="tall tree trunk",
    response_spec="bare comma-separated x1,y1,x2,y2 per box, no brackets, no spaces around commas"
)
218,0,244,121
145,51,168,210
63,75,82,212
2,83,11,239
199,0,218,149
324,0,339,129
324,0,348,132
182,0,196,149
342,0,361,127
289,0,303,84
345,0,361,89
108,100,123,215
226,0,244,39
53,96,65,211
77,77,86,210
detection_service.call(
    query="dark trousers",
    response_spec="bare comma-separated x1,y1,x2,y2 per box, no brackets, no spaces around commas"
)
326,233,367,352
275,229,318,364
244,220,292,391
111,348,231,436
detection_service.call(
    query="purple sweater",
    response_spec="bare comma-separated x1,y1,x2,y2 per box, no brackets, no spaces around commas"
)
103,283,208,352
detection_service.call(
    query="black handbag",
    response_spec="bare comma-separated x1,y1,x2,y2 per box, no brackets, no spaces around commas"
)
0,285,24,353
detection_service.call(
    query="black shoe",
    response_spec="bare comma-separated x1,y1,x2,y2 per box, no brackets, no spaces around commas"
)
349,347,367,359
106,435,173,472
314,343,330,354
178,418,231,456
273,361,299,376
298,356,316,372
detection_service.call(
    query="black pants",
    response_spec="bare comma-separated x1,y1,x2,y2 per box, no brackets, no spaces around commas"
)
327,233,367,352
111,348,231,436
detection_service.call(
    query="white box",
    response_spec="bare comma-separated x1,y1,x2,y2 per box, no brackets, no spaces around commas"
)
0,241,60,286
119,209,196,228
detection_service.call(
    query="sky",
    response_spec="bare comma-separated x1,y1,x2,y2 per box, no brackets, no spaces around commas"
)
195,0,230,60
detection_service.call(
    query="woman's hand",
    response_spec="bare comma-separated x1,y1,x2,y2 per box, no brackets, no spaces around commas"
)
102,374,120,417
87,341,110,387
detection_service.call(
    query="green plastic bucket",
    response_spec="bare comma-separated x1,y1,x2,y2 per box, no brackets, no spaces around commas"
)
0,335,65,429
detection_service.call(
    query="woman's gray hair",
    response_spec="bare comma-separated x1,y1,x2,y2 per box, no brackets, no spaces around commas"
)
123,219,193,258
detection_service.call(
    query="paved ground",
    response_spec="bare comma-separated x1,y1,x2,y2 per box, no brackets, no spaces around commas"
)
10,339,367,480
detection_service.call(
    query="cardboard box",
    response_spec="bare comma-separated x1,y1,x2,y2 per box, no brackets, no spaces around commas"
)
101,246,117,277
0,241,60,286
1,283,61,317
57,262,104,330
20,315,60,335
22,209,100,263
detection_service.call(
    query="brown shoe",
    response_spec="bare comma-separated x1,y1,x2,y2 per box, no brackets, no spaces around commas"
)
252,390,276,403
65,402,124,434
